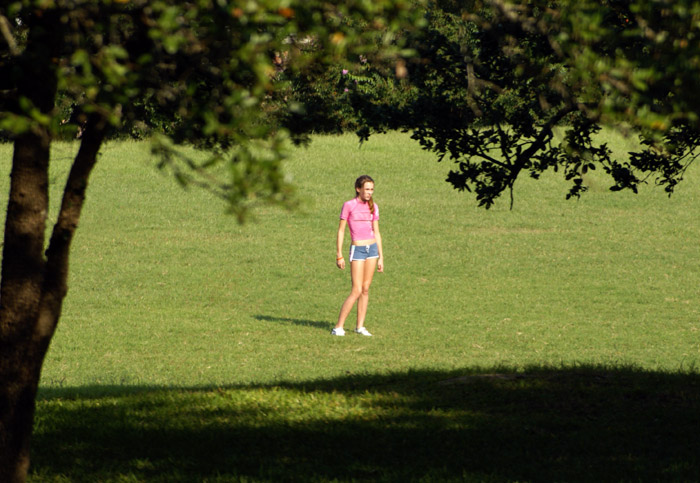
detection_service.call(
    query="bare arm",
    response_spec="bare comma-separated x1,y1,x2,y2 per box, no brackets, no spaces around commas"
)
373,220,384,272
336,219,347,269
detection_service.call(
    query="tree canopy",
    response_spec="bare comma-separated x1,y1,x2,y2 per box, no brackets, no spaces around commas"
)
1,0,422,217
345,0,700,207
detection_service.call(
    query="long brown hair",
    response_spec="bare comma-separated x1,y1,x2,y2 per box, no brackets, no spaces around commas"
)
355,175,375,216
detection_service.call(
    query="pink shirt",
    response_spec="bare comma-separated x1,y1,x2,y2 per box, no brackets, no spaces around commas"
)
340,198,379,241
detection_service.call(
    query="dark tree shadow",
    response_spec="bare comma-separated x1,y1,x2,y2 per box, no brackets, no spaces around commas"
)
32,365,700,482
254,314,330,330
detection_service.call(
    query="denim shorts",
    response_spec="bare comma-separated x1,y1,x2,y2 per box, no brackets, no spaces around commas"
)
349,243,379,262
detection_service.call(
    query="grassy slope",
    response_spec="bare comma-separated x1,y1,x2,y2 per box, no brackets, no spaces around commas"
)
32,131,699,387
0,131,699,480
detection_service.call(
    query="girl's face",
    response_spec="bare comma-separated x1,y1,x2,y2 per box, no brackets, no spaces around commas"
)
356,181,374,201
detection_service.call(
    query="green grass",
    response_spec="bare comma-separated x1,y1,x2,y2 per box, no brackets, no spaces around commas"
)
1,131,699,481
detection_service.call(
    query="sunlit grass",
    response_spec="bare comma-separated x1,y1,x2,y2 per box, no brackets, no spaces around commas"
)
1,130,700,480
1,131,699,384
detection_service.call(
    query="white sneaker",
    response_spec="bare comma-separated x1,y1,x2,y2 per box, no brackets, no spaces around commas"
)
354,327,372,336
331,328,345,336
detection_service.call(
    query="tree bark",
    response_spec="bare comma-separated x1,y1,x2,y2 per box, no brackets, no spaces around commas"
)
0,114,107,482
0,8,58,480
0,8,107,479
0,128,52,483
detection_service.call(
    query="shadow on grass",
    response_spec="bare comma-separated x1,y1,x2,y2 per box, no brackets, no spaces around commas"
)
32,365,700,482
254,314,330,330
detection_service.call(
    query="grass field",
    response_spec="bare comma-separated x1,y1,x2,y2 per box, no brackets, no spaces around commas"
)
1,131,700,481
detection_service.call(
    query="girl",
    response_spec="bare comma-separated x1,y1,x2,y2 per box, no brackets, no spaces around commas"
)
332,175,384,336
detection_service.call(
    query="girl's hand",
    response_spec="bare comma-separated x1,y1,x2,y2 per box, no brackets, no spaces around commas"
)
377,257,384,273
336,257,345,270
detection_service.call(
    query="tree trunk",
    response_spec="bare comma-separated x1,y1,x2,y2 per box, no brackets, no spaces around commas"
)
0,8,59,479
0,127,52,482
0,11,107,470
0,112,106,481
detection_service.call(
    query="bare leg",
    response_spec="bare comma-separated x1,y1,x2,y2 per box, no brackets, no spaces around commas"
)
356,257,377,329
335,260,366,329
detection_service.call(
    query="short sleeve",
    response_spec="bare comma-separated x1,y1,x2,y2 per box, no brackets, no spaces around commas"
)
373,203,379,221
340,200,351,220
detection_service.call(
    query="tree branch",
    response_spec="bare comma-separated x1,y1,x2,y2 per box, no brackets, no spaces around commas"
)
37,113,107,340
519,104,574,163
0,15,19,56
